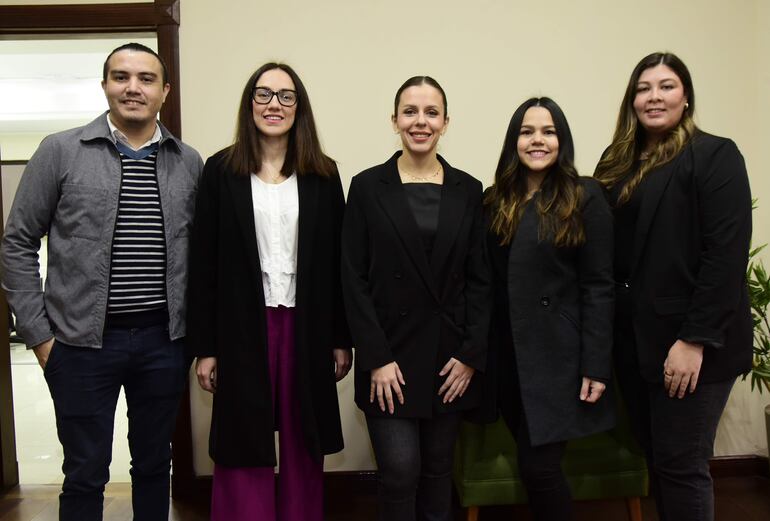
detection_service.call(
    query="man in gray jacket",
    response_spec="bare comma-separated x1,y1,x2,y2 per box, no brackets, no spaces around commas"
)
1,43,202,521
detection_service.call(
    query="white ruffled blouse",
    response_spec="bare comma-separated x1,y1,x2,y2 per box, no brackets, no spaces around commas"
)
250,173,299,308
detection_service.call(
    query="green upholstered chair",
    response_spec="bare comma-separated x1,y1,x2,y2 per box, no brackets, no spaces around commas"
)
453,413,648,521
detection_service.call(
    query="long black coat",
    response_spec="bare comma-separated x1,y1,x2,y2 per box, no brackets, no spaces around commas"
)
487,178,616,446
186,149,351,467
341,152,490,418
613,132,753,383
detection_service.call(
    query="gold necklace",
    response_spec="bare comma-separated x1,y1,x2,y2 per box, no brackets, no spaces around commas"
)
399,163,442,182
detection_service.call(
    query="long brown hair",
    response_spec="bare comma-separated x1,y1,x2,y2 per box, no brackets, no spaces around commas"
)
484,97,585,247
224,62,336,177
594,52,698,204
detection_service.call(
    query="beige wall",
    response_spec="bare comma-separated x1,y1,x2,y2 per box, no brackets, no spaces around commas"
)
716,0,770,460
719,0,770,457
0,0,135,4
3,0,768,473
179,0,770,474
748,0,770,250
1,163,23,228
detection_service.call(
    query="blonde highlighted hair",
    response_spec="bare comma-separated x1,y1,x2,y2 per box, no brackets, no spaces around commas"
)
594,52,698,204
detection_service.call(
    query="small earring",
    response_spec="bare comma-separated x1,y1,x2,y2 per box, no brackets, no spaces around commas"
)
685,102,690,110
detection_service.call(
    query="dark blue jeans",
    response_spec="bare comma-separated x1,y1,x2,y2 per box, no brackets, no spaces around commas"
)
644,379,734,521
44,324,187,521
366,413,461,521
614,319,734,521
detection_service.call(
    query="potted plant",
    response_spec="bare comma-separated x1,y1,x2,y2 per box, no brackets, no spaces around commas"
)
741,201,770,463
745,243,770,392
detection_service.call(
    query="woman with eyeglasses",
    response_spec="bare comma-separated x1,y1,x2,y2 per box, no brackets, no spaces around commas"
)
186,63,352,521
484,97,615,520
594,52,752,521
341,76,490,521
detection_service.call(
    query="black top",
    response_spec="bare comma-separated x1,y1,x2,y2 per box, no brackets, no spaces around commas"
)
403,183,442,257
608,162,644,283
610,163,671,323
186,148,351,467
482,179,616,445
601,132,753,384
342,151,490,419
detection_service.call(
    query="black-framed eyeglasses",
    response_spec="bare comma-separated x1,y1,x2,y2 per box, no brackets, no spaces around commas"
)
252,87,298,107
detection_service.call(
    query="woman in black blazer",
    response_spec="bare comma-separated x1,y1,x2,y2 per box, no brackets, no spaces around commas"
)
485,97,615,520
341,76,489,521
594,52,752,521
186,63,352,521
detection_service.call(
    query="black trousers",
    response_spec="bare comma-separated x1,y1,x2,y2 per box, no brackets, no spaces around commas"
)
365,413,461,521
615,318,734,521
501,407,571,521
44,324,188,521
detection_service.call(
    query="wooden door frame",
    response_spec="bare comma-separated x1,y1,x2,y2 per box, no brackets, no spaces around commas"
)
0,154,15,490
0,0,197,498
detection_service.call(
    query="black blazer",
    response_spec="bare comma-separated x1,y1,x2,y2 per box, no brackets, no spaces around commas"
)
487,178,616,446
186,149,351,467
610,132,753,383
341,152,490,418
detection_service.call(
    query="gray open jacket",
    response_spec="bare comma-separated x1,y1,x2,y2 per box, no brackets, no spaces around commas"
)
0,113,203,348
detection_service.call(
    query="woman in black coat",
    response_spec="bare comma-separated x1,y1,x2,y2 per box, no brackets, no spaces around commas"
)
594,52,752,521
484,97,615,520
186,63,351,521
341,76,489,521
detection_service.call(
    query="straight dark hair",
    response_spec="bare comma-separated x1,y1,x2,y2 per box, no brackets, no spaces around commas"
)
103,42,168,84
594,52,698,204
393,75,448,117
224,63,336,177
484,97,585,247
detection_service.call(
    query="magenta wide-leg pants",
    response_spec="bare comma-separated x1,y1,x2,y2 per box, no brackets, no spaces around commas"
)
210,306,323,521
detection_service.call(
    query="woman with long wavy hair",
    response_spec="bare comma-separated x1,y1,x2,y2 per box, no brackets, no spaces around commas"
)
186,62,352,521
594,52,752,521
485,97,615,520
